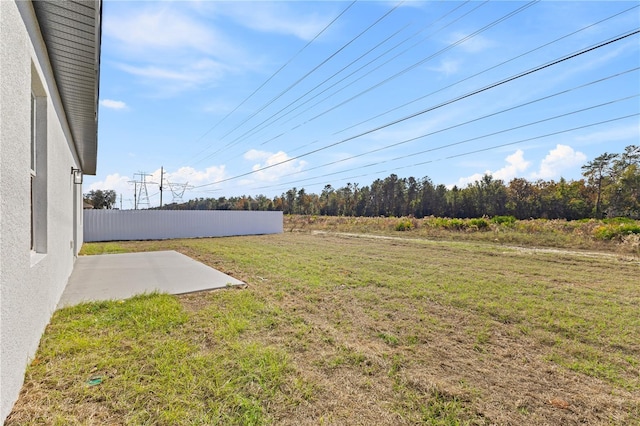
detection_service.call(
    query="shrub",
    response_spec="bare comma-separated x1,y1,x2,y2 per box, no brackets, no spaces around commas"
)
593,223,640,240
395,218,414,231
491,215,517,226
602,217,635,225
469,218,489,230
431,217,467,230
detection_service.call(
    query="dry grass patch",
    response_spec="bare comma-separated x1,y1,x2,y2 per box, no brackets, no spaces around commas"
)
8,230,640,425
285,215,640,256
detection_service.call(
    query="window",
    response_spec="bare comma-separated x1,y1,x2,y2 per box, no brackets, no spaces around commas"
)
30,93,36,250
31,64,47,255
31,93,36,174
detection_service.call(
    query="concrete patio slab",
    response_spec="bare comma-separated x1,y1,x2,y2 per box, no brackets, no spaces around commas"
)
58,251,244,308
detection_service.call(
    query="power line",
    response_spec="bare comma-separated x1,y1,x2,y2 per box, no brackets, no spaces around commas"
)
334,3,640,135
191,29,640,189
182,1,356,164
247,22,414,147
278,0,479,130
277,71,640,178
280,2,639,158
198,1,406,163
247,97,638,191
279,0,486,129
299,28,640,155
193,0,525,168
444,115,640,160
218,0,479,152
363,97,638,169
303,0,539,125
207,0,489,160
247,113,640,193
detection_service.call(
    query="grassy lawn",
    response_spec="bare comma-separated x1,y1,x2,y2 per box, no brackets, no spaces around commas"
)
7,225,639,425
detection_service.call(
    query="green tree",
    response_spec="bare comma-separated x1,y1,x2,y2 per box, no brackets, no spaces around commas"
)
581,152,618,219
296,188,313,215
84,189,116,209
284,188,297,214
608,145,640,218
465,174,507,217
506,178,537,219
447,185,462,218
433,184,449,217
419,177,436,217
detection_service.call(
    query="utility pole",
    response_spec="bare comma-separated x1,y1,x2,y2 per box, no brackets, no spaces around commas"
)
159,166,164,208
128,179,138,210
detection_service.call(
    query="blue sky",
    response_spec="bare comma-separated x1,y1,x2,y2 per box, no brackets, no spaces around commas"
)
88,1,640,209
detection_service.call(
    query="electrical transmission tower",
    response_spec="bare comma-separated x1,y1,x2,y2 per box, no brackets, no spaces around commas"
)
128,172,154,209
166,181,193,203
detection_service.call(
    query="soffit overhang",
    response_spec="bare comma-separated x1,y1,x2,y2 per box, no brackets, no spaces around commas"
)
32,0,102,175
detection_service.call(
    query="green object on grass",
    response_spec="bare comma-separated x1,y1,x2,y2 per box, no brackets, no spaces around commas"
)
86,376,102,386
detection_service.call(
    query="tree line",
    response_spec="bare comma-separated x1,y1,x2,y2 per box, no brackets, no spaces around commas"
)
161,145,638,220
83,189,116,209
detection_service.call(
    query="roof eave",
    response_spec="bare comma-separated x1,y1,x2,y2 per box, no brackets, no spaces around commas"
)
32,0,102,175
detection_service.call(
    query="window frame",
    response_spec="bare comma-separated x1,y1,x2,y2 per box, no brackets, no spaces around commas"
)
30,92,36,251
30,64,48,257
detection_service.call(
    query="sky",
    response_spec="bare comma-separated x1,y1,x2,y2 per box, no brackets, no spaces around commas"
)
87,0,640,209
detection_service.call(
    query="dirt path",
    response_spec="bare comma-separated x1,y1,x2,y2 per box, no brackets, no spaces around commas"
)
309,230,640,263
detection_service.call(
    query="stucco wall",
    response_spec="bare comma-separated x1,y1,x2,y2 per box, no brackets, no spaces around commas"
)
0,2,84,421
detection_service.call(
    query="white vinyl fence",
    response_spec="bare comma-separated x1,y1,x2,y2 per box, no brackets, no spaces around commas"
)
84,210,283,242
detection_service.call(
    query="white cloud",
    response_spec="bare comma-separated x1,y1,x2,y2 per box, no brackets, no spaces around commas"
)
198,2,334,41
495,150,530,180
530,144,587,180
428,59,461,76
117,59,228,90
454,172,485,188
453,149,530,187
244,149,272,162
574,124,640,145
87,173,131,199
103,4,244,94
142,166,229,204
453,146,588,187
104,7,222,57
241,149,307,183
100,99,127,110
150,165,227,189
448,32,494,53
